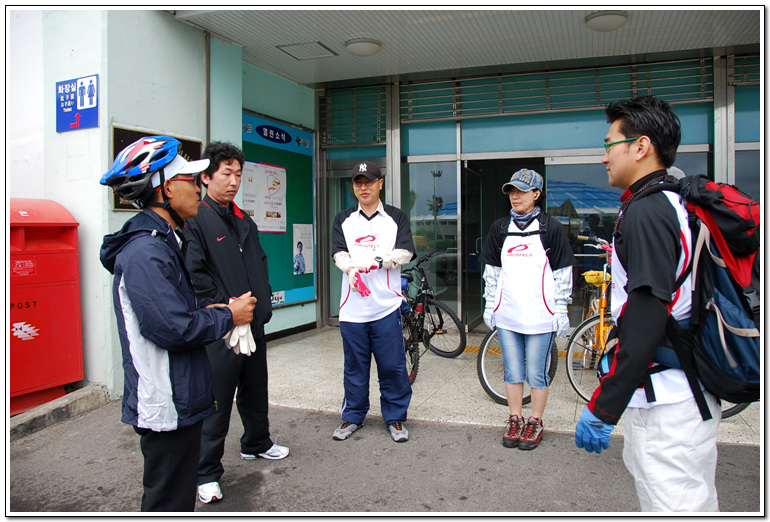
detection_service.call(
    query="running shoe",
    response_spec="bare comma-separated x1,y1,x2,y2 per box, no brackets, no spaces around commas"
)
332,421,361,441
197,481,223,504
240,443,290,460
388,421,409,442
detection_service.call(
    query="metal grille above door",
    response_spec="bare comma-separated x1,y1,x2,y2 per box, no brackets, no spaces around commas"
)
399,57,716,124
729,55,760,85
319,86,387,147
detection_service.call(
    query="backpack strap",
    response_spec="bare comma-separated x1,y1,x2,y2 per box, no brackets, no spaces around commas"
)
633,177,713,420
504,212,550,250
663,317,714,421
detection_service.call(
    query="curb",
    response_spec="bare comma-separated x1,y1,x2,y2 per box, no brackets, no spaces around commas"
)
10,384,111,442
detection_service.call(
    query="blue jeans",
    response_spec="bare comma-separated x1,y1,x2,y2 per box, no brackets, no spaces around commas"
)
497,328,555,389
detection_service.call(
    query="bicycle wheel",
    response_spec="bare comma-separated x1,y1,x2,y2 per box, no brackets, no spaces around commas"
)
423,298,466,358
476,328,558,406
721,401,750,419
565,315,615,402
402,317,420,384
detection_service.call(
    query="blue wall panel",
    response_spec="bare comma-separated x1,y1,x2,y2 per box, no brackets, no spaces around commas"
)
327,146,386,161
461,109,607,152
735,85,760,143
397,103,716,155
676,103,713,144
402,121,456,156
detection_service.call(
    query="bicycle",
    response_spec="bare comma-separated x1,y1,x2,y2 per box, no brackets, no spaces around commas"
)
565,236,750,419
565,235,614,403
476,328,559,406
400,250,467,383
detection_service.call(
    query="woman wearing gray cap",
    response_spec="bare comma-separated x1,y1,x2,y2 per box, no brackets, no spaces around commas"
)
479,168,575,451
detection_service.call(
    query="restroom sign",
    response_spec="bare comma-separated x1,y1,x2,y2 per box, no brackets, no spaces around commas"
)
56,74,99,132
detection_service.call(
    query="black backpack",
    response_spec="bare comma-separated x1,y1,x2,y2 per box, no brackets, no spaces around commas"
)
644,175,760,421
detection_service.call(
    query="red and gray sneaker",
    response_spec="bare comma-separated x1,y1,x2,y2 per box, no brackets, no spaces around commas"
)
503,414,524,448
518,416,544,450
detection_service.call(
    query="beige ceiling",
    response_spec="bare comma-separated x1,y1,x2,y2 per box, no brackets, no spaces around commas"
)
172,9,761,89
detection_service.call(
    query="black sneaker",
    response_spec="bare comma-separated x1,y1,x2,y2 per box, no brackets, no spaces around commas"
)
518,416,544,450
503,414,523,448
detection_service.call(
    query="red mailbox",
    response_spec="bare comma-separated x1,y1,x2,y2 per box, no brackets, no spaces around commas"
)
10,198,83,416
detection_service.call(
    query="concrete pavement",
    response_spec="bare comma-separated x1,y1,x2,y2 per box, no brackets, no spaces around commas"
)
8,326,763,514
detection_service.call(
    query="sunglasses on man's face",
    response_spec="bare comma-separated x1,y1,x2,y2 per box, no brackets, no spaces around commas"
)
169,175,202,187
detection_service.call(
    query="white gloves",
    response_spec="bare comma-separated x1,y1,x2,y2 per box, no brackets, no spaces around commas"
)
482,264,500,330
483,307,496,330
348,269,372,296
378,253,397,269
554,312,570,338
224,296,256,355
356,260,379,273
223,324,256,355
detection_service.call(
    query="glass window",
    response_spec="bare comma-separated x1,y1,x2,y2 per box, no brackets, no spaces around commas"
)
401,161,459,314
546,150,711,324
735,150,760,202
546,163,621,325
672,151,711,179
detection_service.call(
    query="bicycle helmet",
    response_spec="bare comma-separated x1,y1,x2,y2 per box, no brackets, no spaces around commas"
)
100,136,181,204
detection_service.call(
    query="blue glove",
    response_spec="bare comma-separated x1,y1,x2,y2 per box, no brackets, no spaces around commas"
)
575,406,614,454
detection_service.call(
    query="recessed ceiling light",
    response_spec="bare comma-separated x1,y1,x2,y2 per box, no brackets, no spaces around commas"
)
585,11,628,32
344,38,382,57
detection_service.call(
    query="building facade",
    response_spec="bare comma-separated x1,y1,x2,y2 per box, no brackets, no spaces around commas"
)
7,9,761,397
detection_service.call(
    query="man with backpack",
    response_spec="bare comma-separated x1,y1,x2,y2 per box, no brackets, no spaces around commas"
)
574,96,721,512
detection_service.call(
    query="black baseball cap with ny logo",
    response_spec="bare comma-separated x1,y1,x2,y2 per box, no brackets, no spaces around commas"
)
352,160,382,181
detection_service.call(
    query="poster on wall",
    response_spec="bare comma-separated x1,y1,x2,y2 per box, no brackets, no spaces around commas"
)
242,161,287,232
292,224,313,275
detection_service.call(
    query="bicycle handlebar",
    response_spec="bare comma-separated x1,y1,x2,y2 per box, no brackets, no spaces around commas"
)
414,249,438,267
401,249,439,286
577,235,612,253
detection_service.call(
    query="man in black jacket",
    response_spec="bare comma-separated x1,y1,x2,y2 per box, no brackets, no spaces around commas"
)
185,142,288,505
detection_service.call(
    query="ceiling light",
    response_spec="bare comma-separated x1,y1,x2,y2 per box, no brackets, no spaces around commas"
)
345,38,381,57
585,11,628,32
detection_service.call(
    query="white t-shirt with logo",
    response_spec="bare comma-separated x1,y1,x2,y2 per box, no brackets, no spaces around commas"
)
332,202,415,323
493,219,556,334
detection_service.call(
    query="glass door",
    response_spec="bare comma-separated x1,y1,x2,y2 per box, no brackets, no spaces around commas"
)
461,164,483,329
400,161,460,316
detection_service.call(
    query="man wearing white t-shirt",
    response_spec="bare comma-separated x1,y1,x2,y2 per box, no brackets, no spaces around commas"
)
330,160,416,443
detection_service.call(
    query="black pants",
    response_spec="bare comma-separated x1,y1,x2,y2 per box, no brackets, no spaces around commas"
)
135,420,203,512
198,335,272,485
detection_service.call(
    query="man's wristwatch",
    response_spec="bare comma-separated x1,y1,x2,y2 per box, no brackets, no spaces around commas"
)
374,256,383,269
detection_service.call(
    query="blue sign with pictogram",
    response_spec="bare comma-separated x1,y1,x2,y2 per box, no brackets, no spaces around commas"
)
56,75,99,132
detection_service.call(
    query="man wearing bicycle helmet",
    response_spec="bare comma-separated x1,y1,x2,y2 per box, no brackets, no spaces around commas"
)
100,136,257,512
575,97,720,512
331,160,416,443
